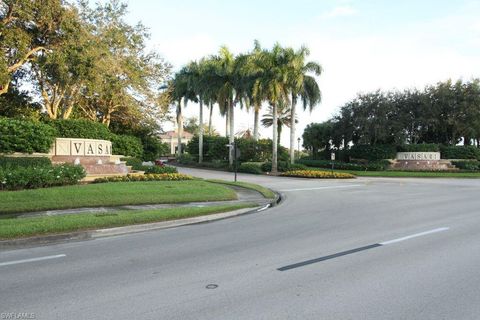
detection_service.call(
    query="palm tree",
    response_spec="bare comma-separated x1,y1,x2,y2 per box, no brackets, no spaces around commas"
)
261,103,297,145
286,46,322,164
172,68,196,156
250,43,291,173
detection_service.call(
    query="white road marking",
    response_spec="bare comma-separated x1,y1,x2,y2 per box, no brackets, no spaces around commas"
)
257,204,270,212
0,254,66,267
280,185,363,192
380,227,450,245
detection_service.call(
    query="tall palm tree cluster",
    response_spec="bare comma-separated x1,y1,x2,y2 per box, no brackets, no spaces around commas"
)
169,41,322,173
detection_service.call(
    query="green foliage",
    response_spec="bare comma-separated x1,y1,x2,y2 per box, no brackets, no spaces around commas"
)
141,135,169,161
440,146,480,160
238,163,263,174
143,166,178,174
0,157,52,168
48,119,111,139
0,117,56,153
0,163,85,191
451,160,480,171
93,173,192,183
347,144,397,161
176,154,195,165
261,161,297,172
297,159,390,171
302,122,333,157
398,144,440,152
120,157,143,170
111,135,143,158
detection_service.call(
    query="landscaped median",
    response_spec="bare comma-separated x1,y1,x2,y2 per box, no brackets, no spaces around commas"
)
281,170,355,179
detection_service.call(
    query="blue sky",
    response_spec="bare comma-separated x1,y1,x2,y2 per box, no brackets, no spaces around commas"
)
106,0,480,145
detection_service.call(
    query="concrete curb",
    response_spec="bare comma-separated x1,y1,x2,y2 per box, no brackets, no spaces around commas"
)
0,185,281,251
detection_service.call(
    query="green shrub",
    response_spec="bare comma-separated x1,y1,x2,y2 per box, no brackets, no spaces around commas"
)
93,173,192,183
347,144,396,161
48,119,111,140
143,166,178,174
451,160,480,171
0,156,51,168
111,134,143,158
398,144,440,152
0,163,85,191
297,159,390,171
440,146,480,159
177,153,195,164
0,117,56,154
142,136,169,161
121,157,144,170
261,161,293,172
238,163,263,174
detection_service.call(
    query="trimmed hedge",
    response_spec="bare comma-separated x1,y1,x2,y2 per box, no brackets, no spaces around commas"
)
93,173,193,183
111,135,143,158
121,157,144,170
451,160,480,171
398,144,440,152
143,166,178,174
0,163,86,191
440,146,480,160
0,118,56,154
297,159,389,171
48,119,111,140
281,170,355,179
0,157,52,168
238,163,263,174
347,144,397,161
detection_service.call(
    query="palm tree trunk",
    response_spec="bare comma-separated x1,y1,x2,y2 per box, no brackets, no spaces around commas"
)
176,99,183,156
253,106,259,141
278,123,282,146
290,95,296,164
199,98,204,163
229,100,234,166
208,102,213,135
225,110,229,137
271,102,278,173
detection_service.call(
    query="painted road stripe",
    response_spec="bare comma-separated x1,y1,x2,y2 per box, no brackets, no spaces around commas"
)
380,227,449,245
0,254,66,267
279,185,363,192
278,227,449,271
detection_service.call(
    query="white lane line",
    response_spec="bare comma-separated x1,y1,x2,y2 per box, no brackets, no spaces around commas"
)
380,227,450,245
280,185,363,192
0,254,66,267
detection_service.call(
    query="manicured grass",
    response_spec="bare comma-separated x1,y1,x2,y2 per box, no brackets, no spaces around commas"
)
315,168,480,178
0,203,256,239
206,179,276,199
0,181,237,214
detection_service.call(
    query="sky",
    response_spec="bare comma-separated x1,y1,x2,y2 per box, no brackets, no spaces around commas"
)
110,0,480,146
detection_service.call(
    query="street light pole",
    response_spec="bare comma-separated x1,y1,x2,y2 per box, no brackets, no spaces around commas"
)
297,137,301,160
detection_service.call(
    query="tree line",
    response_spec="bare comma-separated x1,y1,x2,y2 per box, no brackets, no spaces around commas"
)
303,79,480,156
169,41,322,172
0,0,170,132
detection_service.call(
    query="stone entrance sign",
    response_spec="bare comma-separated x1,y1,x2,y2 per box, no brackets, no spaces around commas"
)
396,152,440,161
53,138,112,156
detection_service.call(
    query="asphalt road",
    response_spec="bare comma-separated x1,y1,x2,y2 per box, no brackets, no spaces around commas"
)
2,168,480,319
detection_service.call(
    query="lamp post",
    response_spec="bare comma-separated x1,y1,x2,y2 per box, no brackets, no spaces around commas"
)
297,137,301,160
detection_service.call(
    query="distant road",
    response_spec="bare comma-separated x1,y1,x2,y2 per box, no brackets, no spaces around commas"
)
2,168,480,319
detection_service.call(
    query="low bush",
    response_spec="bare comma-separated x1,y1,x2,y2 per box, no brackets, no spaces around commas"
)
93,173,193,183
261,161,290,172
0,157,52,168
48,119,111,140
0,117,56,154
347,144,396,161
440,146,480,160
297,159,389,171
281,170,355,179
121,157,144,170
398,144,440,152
176,154,195,164
111,134,143,158
143,166,178,174
0,164,86,191
238,163,263,174
451,160,480,171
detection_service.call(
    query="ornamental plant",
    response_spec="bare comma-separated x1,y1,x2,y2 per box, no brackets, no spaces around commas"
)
281,170,355,179
93,173,193,183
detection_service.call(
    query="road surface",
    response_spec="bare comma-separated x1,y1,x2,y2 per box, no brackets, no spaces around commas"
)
2,168,480,319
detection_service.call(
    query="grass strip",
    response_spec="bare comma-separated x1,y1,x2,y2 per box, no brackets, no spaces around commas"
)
312,168,480,178
0,203,256,240
0,180,237,214
206,179,276,199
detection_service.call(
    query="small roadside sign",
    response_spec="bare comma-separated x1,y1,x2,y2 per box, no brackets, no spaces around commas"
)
331,152,335,161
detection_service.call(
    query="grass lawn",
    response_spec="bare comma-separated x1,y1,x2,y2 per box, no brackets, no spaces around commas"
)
0,180,237,214
0,203,256,239
314,168,480,178
205,179,276,199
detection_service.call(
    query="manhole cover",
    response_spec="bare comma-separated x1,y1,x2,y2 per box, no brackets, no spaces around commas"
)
205,284,218,289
